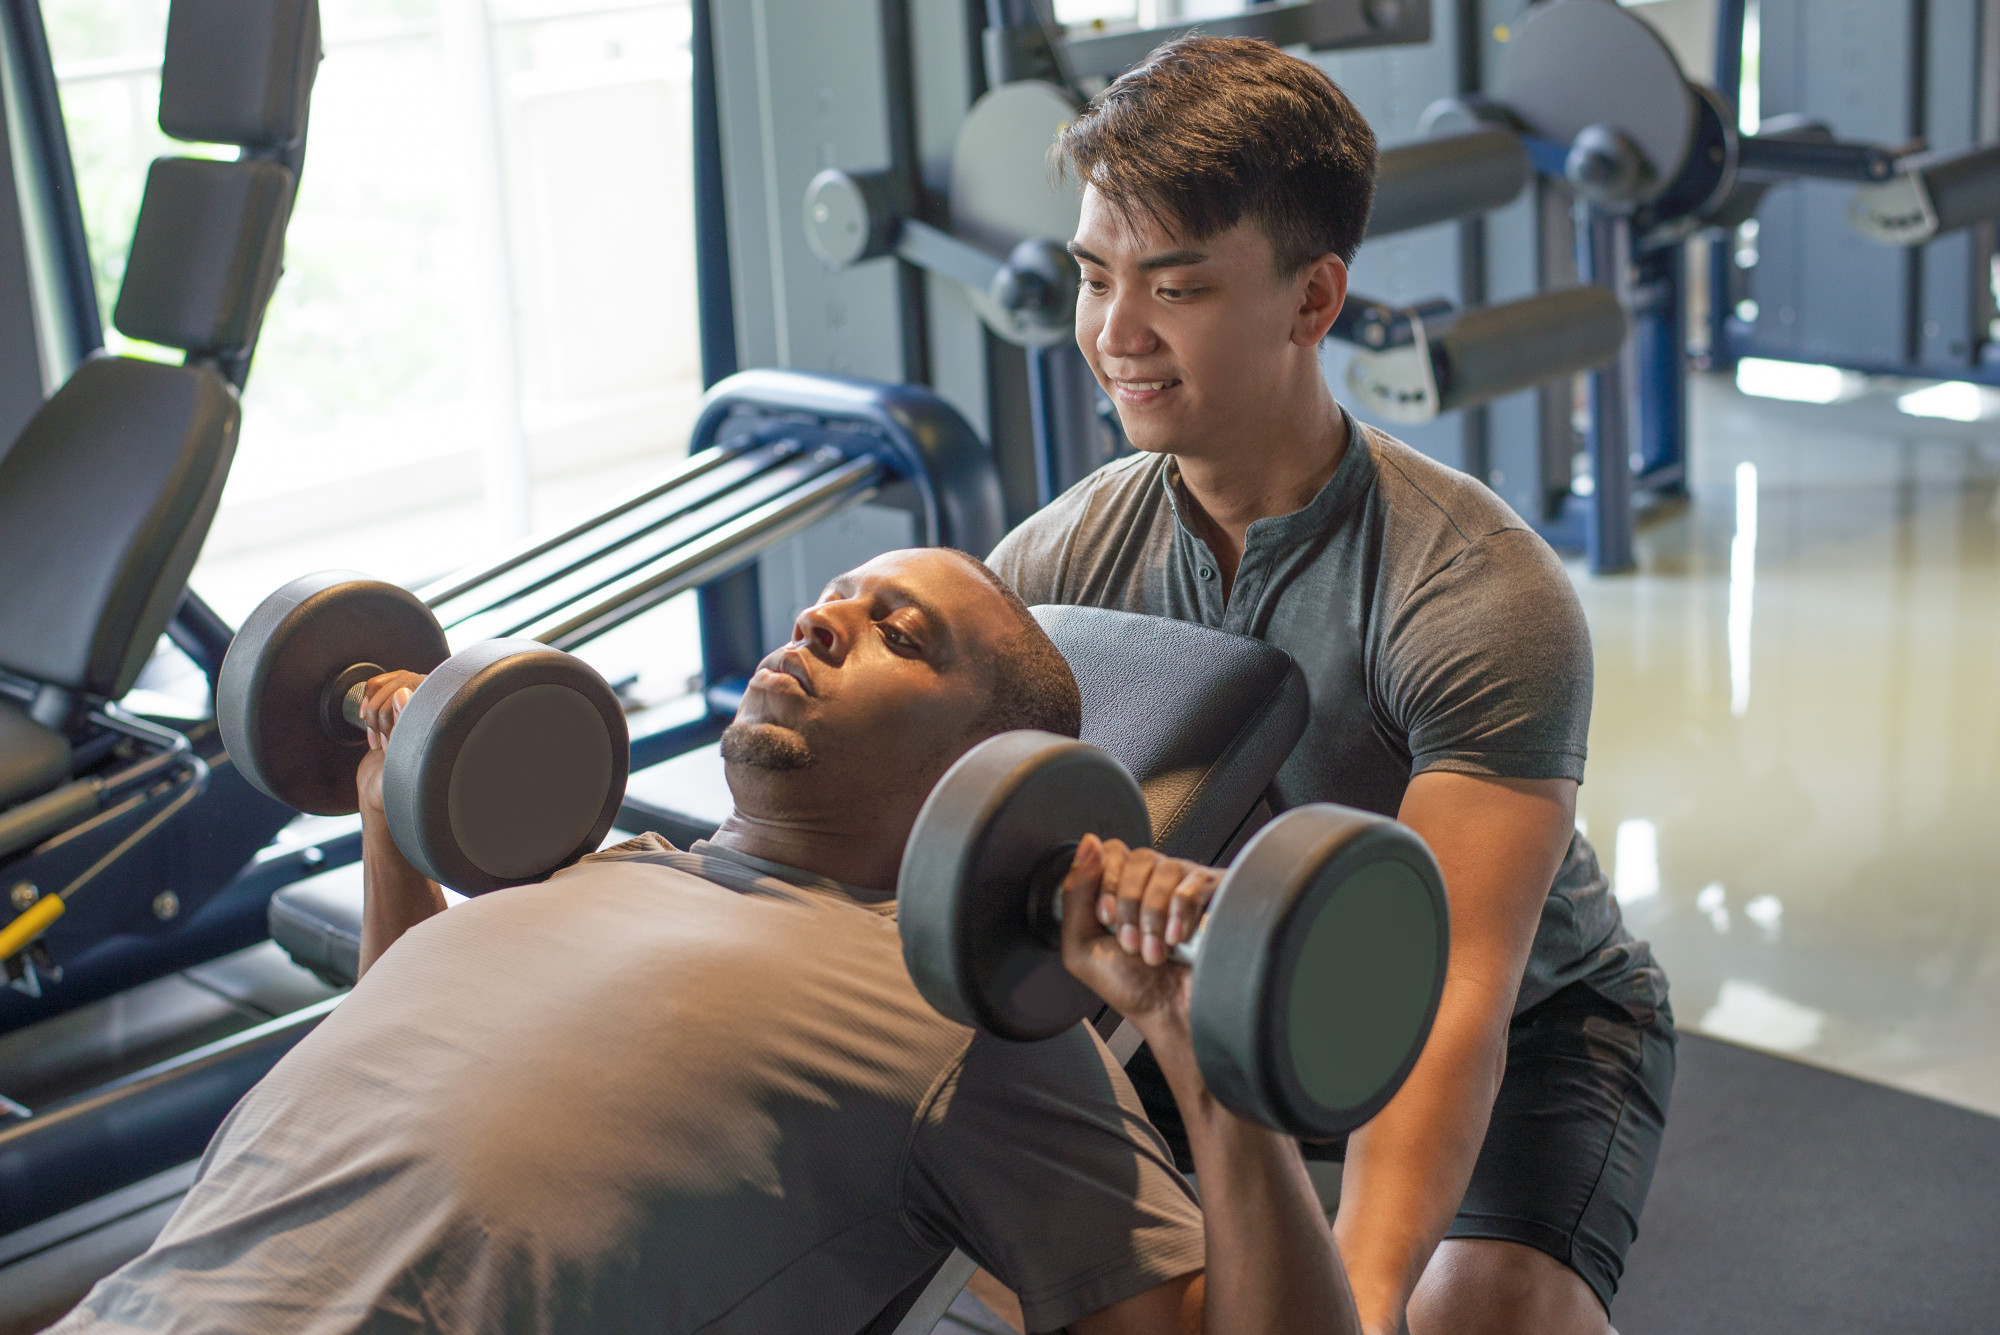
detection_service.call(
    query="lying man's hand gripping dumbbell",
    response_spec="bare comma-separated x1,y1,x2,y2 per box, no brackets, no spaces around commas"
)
48,548,1444,1335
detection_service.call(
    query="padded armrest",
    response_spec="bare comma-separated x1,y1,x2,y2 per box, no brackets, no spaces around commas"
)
0,699,71,809
1030,606,1308,864
267,862,362,987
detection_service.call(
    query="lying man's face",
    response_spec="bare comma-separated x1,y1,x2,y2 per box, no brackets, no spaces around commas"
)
719,549,1069,854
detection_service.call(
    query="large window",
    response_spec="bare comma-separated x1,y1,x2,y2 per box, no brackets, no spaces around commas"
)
44,0,705,634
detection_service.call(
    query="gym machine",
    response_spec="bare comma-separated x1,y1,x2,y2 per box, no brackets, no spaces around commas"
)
803,0,2000,574
0,0,322,1016
800,9,1632,521
1711,0,2000,383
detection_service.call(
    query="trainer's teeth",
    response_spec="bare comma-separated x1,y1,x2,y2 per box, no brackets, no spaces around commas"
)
1126,380,1173,390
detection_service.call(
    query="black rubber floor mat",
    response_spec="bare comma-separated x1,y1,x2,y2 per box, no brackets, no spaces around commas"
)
1615,1033,2000,1333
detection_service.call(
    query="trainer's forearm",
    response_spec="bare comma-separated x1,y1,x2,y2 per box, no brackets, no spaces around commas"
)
1147,1017,1359,1335
1334,980,1508,1335
358,814,445,977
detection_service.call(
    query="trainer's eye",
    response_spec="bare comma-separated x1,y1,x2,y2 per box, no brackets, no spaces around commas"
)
883,624,917,651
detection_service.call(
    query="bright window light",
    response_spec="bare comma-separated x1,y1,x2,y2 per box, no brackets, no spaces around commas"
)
1896,380,1994,421
1734,358,1859,404
1613,819,1659,905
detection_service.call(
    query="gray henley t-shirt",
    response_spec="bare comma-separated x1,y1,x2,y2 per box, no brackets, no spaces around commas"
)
990,416,1667,1021
51,836,1204,1335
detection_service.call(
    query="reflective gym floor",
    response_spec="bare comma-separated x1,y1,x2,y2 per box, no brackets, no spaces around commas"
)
1578,371,2000,1116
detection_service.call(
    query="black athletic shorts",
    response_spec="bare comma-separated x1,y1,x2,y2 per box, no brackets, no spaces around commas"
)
1126,981,1676,1311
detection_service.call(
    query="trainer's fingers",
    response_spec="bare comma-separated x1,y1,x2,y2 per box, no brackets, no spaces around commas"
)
1137,856,1188,965
1164,867,1222,946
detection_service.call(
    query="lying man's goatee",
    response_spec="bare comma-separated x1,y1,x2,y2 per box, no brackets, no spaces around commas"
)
719,721,815,771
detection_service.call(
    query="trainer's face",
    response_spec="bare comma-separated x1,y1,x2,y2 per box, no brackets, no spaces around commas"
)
722,549,1011,792
1069,186,1347,459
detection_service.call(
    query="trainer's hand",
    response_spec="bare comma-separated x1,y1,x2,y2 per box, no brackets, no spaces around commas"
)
354,671,424,819
1058,833,1222,1031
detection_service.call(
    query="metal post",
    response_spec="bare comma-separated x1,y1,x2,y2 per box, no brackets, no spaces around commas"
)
1707,0,1750,367
1579,207,1637,575
1025,344,1062,507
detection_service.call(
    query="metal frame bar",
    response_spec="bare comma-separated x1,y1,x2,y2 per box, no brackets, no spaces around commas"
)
0,0,102,356
1055,0,1431,83
0,997,336,1235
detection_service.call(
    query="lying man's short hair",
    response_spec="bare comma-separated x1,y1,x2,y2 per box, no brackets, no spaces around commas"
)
958,553,1082,739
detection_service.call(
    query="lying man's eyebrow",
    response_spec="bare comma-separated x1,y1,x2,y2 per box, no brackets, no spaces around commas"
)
1066,241,1106,267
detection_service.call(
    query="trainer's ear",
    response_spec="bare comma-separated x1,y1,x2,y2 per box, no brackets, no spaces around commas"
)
1295,251,1348,347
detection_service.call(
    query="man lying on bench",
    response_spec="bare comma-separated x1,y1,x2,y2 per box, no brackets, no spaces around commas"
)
47,548,1354,1335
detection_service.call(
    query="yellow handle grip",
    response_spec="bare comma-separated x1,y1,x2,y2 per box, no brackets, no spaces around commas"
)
0,894,65,961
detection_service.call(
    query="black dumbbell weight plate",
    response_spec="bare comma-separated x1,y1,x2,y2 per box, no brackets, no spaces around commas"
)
900,731,1151,1040
1191,805,1449,1139
383,639,630,895
218,572,452,816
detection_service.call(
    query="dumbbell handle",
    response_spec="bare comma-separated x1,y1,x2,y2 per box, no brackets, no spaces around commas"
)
341,680,370,729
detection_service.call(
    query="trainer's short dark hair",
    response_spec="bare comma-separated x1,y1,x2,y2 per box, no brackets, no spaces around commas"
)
1055,33,1377,270
953,553,1082,740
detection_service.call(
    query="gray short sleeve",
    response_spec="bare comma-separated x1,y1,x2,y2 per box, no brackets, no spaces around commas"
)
902,1026,1205,1333
1382,527,1592,782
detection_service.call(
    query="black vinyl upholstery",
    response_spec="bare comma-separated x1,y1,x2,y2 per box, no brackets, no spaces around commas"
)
160,0,319,149
0,700,70,809
0,357,239,699
1032,605,1309,863
266,862,362,987
113,159,294,356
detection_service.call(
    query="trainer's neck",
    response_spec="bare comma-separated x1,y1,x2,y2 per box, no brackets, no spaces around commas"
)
1172,380,1350,598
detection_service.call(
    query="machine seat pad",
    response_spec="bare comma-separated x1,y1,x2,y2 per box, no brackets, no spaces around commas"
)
1030,606,1308,864
268,862,363,987
0,699,72,809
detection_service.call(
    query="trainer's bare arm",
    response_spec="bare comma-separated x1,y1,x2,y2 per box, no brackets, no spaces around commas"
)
1336,773,1576,1335
353,671,445,976
1059,834,1361,1335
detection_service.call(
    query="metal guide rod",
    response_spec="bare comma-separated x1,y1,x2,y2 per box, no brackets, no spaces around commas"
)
428,442,804,629
1736,132,1914,183
895,218,1004,295
442,451,857,648
418,441,748,609
527,459,884,652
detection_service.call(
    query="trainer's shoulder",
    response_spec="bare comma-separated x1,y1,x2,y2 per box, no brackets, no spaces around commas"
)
1361,423,1530,545
989,451,1166,595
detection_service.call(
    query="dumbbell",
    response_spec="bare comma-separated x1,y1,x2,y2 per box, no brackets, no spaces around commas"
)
898,731,1450,1138
217,571,630,895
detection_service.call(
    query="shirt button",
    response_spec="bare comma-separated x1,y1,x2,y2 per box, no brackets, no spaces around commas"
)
1198,565,1216,581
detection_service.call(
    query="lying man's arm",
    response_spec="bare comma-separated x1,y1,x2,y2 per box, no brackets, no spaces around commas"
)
354,672,445,976
1060,835,1361,1335
1335,772,1576,1335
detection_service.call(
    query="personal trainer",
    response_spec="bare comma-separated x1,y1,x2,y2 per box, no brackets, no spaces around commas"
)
47,549,1357,1335
988,36,1674,1335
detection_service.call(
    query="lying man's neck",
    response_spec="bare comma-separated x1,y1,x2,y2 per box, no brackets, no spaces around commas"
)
709,783,920,894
